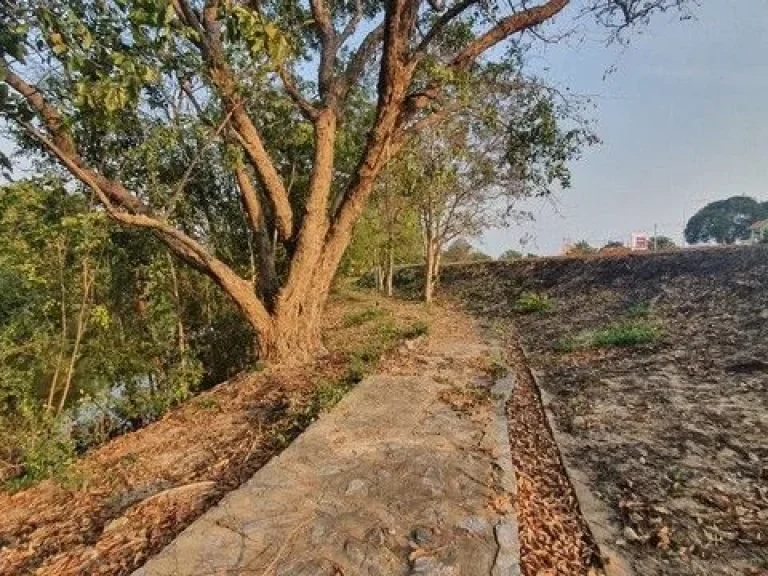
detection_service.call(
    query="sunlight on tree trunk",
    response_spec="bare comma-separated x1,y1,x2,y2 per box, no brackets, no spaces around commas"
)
46,240,68,412
57,258,96,415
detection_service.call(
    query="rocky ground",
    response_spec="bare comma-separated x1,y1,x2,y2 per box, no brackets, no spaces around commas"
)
442,245,768,576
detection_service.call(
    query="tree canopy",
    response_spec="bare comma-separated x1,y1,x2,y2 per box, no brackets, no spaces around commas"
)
684,196,768,245
566,240,596,256
0,0,694,360
649,235,676,250
442,238,491,263
499,249,523,261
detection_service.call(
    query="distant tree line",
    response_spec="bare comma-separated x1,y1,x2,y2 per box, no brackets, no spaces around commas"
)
685,196,768,245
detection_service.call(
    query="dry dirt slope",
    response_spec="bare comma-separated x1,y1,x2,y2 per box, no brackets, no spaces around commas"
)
439,246,768,576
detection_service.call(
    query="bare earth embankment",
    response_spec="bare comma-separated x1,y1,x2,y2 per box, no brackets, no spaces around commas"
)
442,246,768,576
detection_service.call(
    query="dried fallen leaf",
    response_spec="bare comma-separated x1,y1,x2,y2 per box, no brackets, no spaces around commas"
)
657,525,671,549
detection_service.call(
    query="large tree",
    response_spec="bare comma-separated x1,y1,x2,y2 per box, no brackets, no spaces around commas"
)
684,196,768,245
0,0,691,362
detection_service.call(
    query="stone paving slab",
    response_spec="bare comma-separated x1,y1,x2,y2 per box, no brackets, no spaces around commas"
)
135,340,518,576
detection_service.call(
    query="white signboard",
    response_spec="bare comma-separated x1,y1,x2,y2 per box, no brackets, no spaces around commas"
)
631,232,650,251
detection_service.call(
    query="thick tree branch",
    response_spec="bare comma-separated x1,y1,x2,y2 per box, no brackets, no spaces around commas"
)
182,0,294,239
3,64,146,214
314,1,421,294
277,65,319,120
276,108,337,310
1,58,75,157
402,0,570,125
339,0,363,44
415,0,478,56
339,22,385,100
310,0,338,100
235,164,279,303
452,0,570,69
172,0,207,42
23,121,275,332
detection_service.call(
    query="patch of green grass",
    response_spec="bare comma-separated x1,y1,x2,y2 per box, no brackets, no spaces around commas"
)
342,306,388,327
553,336,582,353
399,319,430,339
555,321,659,352
593,322,658,347
312,378,355,412
513,292,552,314
195,395,221,410
626,301,651,318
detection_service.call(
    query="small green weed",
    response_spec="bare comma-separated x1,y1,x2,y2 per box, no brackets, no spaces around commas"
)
487,359,508,380
482,350,508,380
555,321,659,352
196,395,221,410
400,320,430,339
344,356,369,383
312,378,354,412
343,306,388,327
627,301,651,318
593,322,658,347
513,292,552,314
553,335,585,353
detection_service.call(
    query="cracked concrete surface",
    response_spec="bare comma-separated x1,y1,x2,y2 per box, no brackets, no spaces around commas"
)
134,334,519,576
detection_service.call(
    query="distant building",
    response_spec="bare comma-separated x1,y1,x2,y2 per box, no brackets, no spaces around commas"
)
630,232,650,251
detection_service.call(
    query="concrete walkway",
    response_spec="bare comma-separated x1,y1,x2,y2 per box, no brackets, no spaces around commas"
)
135,335,519,576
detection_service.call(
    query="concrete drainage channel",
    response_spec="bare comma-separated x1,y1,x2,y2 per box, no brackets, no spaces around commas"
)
502,330,611,576
489,373,520,576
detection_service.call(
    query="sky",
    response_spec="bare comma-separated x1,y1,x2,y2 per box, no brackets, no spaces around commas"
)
481,0,768,256
3,2,767,258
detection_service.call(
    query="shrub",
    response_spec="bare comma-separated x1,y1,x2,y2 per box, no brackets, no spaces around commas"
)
4,427,76,493
513,292,552,314
400,320,430,339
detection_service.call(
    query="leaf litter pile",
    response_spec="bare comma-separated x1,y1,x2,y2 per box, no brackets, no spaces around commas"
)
505,335,605,576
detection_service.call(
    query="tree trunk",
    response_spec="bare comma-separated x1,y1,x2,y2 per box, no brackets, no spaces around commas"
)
385,243,394,297
47,241,68,411
433,247,442,293
256,297,324,363
374,248,383,292
167,254,187,366
57,258,94,415
424,236,437,304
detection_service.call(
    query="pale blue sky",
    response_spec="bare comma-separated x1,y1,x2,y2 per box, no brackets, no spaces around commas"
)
482,0,768,255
